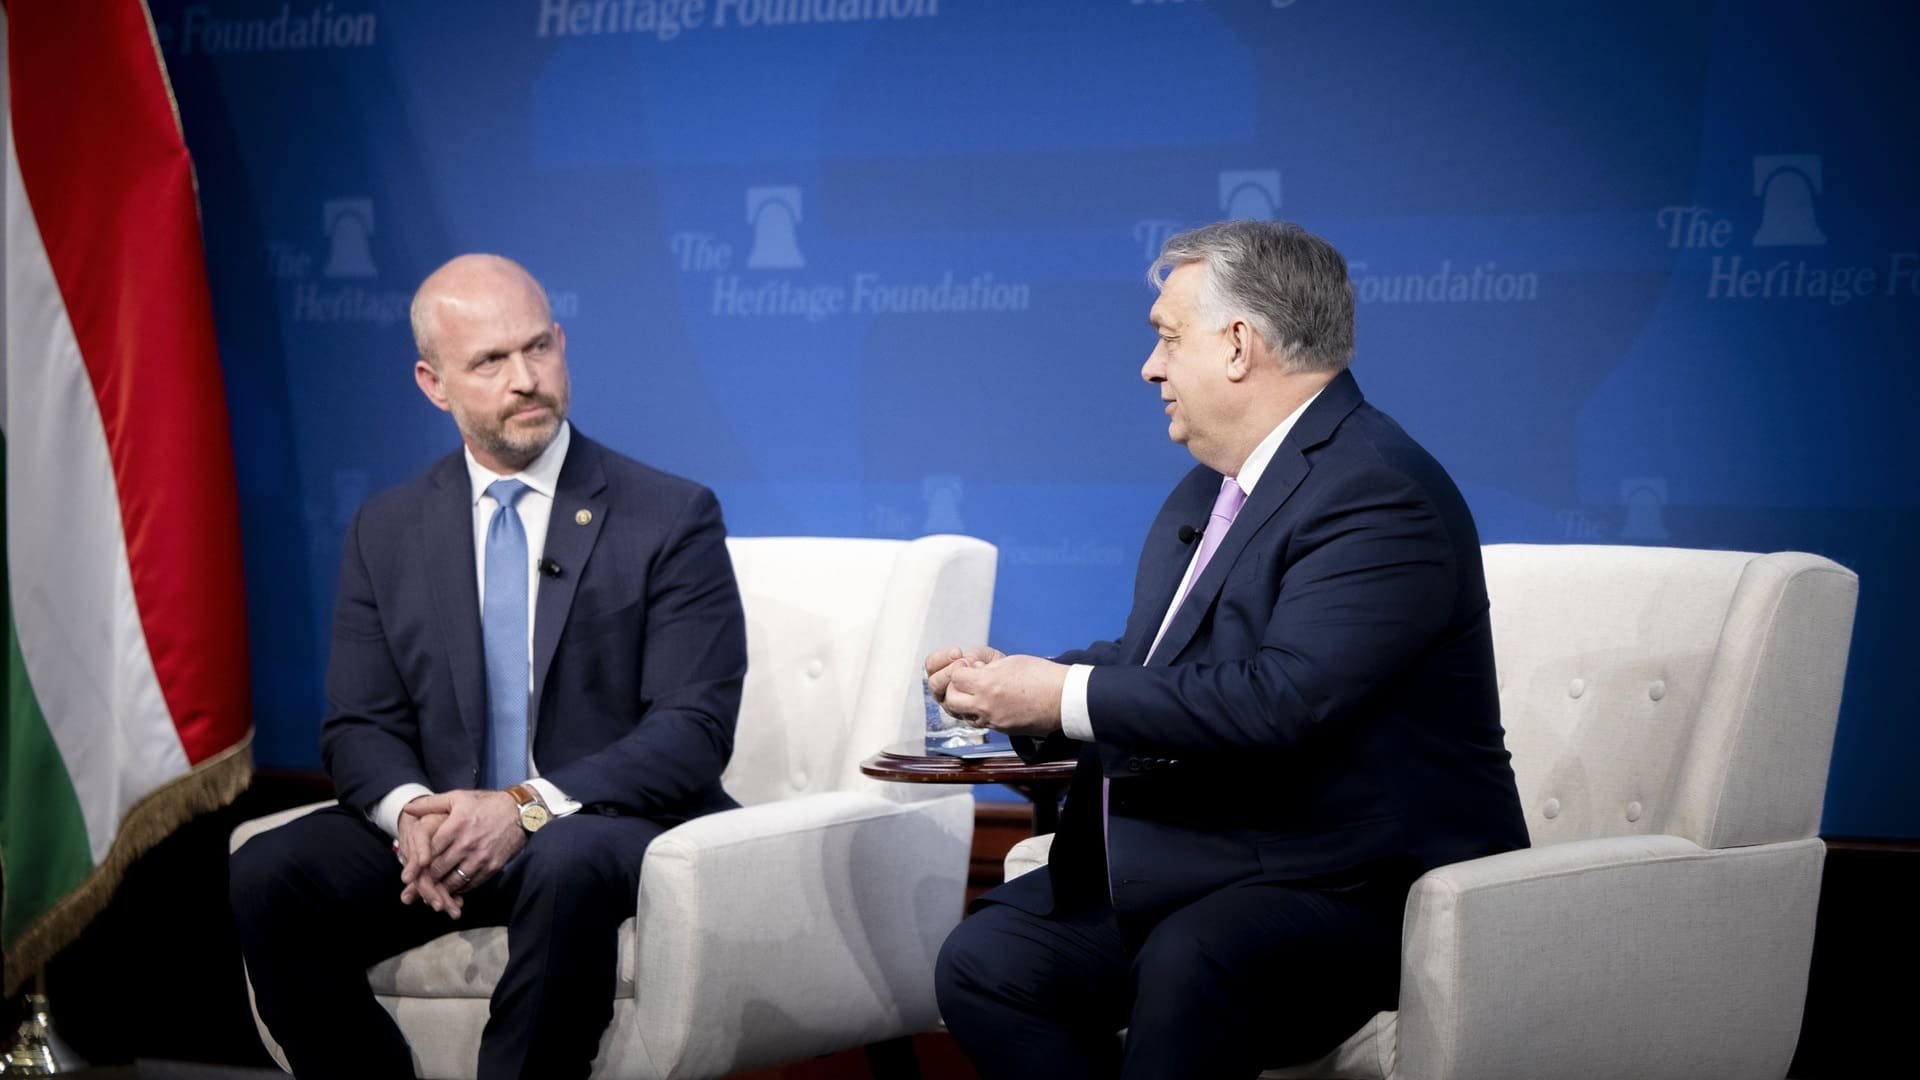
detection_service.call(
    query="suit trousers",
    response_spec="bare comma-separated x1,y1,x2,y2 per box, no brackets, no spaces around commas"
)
934,871,1408,1079
230,805,663,1080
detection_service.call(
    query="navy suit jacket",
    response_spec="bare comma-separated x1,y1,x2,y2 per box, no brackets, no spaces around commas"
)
319,431,747,826
991,370,1528,939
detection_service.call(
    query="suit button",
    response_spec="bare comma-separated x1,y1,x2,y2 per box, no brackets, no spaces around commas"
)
1126,757,1143,772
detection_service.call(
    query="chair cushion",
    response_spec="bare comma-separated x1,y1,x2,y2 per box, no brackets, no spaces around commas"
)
367,920,637,1000
1261,1010,1396,1079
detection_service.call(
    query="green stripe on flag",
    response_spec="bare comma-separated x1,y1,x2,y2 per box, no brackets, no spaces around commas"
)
0,432,95,949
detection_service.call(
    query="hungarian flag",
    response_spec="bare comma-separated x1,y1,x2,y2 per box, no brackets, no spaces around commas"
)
1,1,251,993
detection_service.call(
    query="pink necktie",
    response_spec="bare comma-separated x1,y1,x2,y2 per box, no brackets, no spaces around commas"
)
1107,476,1247,901
1146,476,1247,662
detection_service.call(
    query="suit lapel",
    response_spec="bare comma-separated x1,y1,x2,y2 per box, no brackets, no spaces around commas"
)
1145,457,1305,666
1122,476,1216,666
531,434,608,722
1144,370,1366,667
423,454,488,757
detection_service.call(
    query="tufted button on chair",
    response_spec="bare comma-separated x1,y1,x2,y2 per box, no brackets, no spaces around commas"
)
233,535,995,1079
1003,544,1859,1080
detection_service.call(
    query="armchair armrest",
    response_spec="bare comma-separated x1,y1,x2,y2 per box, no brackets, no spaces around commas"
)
627,790,974,1078
1397,835,1824,1080
229,799,336,853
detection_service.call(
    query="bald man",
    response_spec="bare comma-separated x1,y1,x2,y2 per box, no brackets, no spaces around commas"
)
231,255,748,1079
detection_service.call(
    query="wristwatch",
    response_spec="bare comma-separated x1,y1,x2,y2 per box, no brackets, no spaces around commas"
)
507,783,550,834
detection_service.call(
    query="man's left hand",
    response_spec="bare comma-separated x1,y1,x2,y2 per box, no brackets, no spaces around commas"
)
943,654,1067,737
403,790,527,917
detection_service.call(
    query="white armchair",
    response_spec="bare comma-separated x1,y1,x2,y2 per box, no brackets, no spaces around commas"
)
232,534,996,1079
1005,544,1858,1080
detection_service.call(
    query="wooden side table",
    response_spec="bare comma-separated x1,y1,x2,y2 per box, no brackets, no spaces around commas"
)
859,741,1075,834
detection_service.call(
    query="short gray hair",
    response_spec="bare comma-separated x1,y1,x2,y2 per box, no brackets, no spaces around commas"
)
410,295,440,367
1148,220,1355,373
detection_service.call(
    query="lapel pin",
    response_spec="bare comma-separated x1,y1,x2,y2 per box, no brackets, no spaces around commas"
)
575,509,592,526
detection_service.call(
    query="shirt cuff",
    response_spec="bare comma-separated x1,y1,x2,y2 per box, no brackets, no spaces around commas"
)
371,783,435,838
524,777,583,818
1060,664,1095,742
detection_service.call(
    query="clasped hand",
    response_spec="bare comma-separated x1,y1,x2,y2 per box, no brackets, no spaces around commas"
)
396,789,524,919
925,646,1067,737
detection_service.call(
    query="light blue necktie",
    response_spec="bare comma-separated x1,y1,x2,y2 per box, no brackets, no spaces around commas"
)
482,479,530,791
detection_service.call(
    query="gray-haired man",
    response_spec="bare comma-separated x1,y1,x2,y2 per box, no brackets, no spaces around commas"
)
928,221,1527,1078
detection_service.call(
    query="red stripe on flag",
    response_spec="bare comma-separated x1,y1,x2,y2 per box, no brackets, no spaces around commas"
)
8,2,250,763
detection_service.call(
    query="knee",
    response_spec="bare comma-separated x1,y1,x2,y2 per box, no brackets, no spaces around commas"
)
933,924,968,1005
229,829,301,933
934,911,1006,1008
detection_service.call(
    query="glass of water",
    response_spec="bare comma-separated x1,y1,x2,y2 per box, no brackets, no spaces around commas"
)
924,675,985,749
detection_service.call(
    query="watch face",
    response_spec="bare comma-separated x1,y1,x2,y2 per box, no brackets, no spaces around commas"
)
520,803,551,832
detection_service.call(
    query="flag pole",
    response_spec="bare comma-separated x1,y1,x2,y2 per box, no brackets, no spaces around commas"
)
0,972,87,1075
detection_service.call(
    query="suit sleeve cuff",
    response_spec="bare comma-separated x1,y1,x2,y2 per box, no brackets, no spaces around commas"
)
525,777,583,819
371,783,435,837
1060,664,1095,742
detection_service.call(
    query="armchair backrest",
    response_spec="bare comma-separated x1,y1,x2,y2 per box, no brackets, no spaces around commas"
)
1483,544,1857,850
719,535,997,806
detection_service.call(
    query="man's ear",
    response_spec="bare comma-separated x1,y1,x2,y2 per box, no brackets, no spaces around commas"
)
1225,319,1256,382
414,357,452,413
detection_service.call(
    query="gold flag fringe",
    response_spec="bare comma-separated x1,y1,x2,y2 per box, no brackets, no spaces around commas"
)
2,733,254,996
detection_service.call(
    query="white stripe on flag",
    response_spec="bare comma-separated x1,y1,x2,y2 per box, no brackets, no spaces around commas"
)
2,124,190,863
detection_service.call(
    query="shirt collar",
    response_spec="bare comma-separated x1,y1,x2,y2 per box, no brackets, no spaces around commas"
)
1231,387,1324,495
465,421,571,505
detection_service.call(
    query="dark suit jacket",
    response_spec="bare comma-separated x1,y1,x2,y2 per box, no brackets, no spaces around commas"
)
319,431,747,826
990,370,1528,939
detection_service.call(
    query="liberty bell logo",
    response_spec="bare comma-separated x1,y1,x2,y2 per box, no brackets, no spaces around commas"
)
921,475,965,535
1619,478,1669,541
1218,170,1282,221
1751,155,1826,247
745,186,805,270
322,198,378,278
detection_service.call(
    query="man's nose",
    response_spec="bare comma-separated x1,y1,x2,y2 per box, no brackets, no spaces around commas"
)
1141,350,1166,384
506,351,538,391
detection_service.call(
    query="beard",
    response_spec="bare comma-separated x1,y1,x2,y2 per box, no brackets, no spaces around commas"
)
454,391,567,468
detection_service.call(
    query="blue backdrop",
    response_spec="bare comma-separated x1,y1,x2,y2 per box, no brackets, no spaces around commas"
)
150,0,1919,836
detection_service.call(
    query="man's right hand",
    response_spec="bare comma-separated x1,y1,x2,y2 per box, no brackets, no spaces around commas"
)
925,645,1005,709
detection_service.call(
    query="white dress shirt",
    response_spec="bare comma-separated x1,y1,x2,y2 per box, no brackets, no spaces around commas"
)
1059,389,1325,741
370,422,582,836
